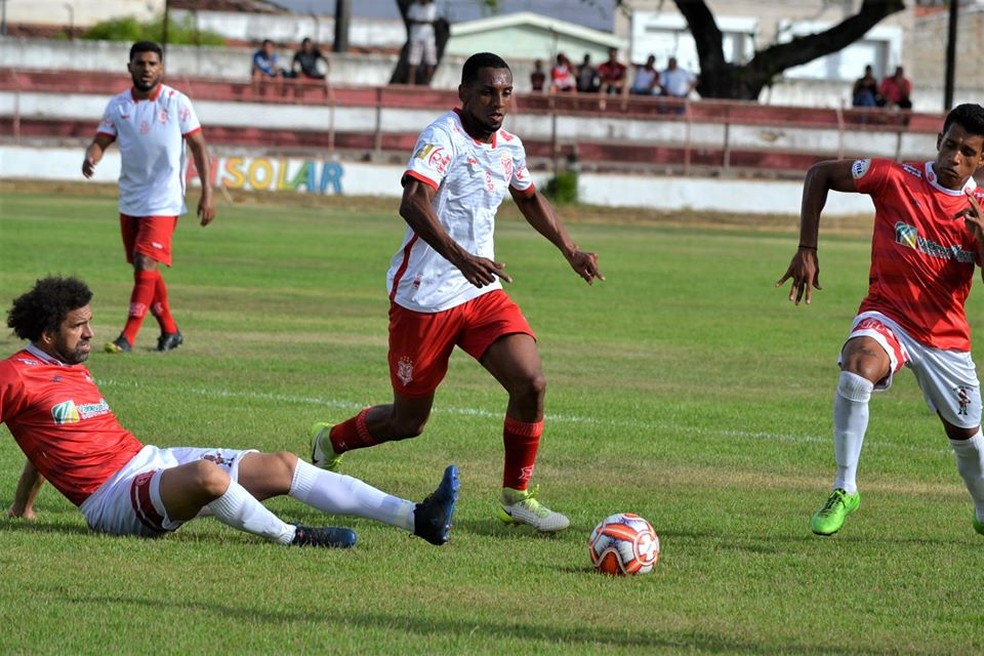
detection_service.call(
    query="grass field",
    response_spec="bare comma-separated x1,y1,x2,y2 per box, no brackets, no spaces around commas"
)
1,184,983,655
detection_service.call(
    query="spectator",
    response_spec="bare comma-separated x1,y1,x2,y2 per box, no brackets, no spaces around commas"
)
549,53,577,94
289,37,332,99
530,59,546,93
880,66,912,110
852,64,884,108
406,0,438,86
251,39,284,96
597,48,628,96
630,54,661,96
576,53,598,93
660,57,697,98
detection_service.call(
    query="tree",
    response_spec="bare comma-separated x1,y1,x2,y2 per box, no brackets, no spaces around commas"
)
670,0,906,100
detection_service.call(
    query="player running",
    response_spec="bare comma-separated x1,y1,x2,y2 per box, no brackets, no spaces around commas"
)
777,103,984,536
2,276,458,548
310,52,604,532
82,40,215,354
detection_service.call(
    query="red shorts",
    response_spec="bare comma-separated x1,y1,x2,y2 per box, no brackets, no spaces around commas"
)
120,214,178,266
388,290,535,398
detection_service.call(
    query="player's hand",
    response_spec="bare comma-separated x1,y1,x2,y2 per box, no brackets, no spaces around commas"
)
81,157,96,179
6,505,36,521
198,194,216,227
567,249,604,285
775,248,821,306
457,254,512,287
956,189,984,242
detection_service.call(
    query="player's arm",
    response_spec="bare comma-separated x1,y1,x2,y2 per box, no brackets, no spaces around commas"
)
400,176,511,286
185,130,216,227
956,189,984,278
81,133,114,178
776,159,858,305
6,459,43,521
509,186,604,285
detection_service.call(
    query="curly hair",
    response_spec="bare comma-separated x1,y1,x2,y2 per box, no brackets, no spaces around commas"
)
7,276,93,342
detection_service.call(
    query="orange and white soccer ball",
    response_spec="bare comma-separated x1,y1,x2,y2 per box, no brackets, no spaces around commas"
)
588,513,660,576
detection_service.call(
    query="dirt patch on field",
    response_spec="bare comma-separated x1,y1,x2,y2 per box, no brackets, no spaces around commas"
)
0,179,874,236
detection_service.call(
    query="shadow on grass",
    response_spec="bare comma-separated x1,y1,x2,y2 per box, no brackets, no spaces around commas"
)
61,592,901,654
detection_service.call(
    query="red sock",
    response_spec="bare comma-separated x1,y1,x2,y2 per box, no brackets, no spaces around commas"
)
150,271,178,334
329,408,379,454
502,417,543,491
121,270,157,345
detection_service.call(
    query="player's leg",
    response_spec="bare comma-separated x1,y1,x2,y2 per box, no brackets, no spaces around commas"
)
812,325,895,535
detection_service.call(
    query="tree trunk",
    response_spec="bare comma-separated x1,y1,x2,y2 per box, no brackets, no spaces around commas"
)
677,0,906,100
389,0,450,85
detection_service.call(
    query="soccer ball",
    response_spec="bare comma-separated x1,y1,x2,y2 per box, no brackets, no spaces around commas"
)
588,513,660,576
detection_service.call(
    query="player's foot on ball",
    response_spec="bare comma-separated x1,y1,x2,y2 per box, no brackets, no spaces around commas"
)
104,335,132,354
310,422,344,472
157,330,183,352
810,488,860,536
413,464,460,546
973,515,984,536
498,485,570,532
290,525,357,548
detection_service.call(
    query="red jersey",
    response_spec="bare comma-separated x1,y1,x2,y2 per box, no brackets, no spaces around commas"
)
0,346,144,506
853,158,983,351
598,60,627,84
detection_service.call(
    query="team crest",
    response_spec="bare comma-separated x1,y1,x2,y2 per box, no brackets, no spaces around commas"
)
158,109,169,123
851,159,871,179
397,356,414,385
501,154,513,182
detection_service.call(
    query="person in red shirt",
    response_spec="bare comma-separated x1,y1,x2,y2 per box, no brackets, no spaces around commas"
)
597,47,627,97
777,103,984,537
2,276,458,548
879,66,912,110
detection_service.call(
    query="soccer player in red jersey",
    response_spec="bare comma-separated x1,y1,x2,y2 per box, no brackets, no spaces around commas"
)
2,276,458,548
777,103,984,536
82,41,215,354
310,53,604,532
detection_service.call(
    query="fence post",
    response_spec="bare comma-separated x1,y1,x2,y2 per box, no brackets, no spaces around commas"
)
373,86,383,160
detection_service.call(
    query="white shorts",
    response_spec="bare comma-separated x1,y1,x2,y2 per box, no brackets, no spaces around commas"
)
79,444,256,537
842,311,981,428
408,39,437,66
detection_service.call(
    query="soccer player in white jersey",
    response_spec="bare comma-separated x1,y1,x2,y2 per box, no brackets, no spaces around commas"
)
82,41,216,355
777,103,984,537
3,276,458,549
311,52,604,532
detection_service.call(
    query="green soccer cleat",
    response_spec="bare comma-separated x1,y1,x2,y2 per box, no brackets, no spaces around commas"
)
811,488,861,536
309,422,343,472
973,515,984,536
498,485,570,533
104,335,132,354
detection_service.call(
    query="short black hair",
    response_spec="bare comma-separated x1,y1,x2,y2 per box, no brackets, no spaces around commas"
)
461,52,509,86
130,40,163,63
943,104,984,139
7,276,92,342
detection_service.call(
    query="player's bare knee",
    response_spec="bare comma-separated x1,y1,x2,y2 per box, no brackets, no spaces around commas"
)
193,460,232,497
511,372,546,404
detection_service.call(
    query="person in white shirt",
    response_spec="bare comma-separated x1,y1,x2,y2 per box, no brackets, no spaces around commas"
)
406,0,439,85
82,41,216,355
310,52,604,533
660,56,697,98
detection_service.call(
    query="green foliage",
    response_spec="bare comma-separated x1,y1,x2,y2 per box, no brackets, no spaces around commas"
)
544,168,579,204
81,14,225,47
2,188,984,654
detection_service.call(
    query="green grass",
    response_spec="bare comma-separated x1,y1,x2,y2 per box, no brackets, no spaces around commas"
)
2,189,984,654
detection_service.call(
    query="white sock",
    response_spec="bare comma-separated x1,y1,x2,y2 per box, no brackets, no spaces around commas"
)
832,371,873,495
208,480,295,545
289,459,415,532
950,429,984,523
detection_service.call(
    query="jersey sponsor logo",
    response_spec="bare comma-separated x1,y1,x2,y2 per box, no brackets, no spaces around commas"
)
140,120,151,136
851,159,872,179
397,356,414,386
894,221,976,264
414,143,450,175
902,163,922,178
180,106,191,122
515,163,529,182
51,400,81,424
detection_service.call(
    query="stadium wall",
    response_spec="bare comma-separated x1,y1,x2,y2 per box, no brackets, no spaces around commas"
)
0,145,875,217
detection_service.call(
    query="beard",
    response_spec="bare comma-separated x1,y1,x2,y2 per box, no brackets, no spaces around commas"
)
53,337,90,365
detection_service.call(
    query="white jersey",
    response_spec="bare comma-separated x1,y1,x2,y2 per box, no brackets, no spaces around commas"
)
387,109,535,313
95,83,202,217
407,1,437,42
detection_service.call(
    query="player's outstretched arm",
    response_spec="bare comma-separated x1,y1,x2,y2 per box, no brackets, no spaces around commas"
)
6,459,43,521
509,187,604,284
186,131,216,226
775,160,857,305
400,176,511,286
81,134,114,179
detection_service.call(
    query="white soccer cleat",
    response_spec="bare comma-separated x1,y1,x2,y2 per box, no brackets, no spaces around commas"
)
497,485,570,532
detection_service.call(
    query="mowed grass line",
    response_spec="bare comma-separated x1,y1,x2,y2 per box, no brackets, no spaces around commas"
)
1,190,984,655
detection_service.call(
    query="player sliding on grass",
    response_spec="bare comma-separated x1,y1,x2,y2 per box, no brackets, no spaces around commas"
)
310,52,603,532
2,276,458,548
777,103,984,537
